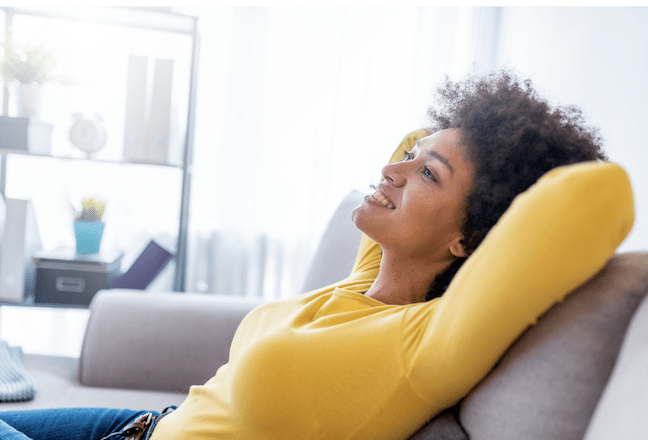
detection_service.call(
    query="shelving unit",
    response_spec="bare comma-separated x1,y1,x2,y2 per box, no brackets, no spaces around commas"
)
0,6,200,293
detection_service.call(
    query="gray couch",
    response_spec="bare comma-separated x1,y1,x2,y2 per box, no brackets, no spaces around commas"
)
4,191,648,440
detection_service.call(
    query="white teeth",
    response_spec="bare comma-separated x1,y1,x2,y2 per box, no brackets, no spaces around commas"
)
372,190,395,209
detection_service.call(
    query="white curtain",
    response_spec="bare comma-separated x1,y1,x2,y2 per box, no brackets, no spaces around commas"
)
184,7,494,299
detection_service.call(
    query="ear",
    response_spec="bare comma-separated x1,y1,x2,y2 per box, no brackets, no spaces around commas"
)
448,236,467,258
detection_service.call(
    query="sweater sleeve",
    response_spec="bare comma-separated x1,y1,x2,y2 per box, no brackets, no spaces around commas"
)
404,161,635,405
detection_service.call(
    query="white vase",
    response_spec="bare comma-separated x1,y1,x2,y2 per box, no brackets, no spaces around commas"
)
15,82,41,117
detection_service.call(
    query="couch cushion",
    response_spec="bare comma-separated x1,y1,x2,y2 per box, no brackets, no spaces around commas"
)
80,291,263,392
459,253,648,440
1,354,187,412
409,407,468,440
583,292,648,439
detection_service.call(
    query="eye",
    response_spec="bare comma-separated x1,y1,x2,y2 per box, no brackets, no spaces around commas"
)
403,150,414,161
423,166,438,183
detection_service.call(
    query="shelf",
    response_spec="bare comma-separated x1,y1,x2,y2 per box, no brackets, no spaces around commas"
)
0,149,185,169
0,295,89,309
0,7,200,293
0,7,198,35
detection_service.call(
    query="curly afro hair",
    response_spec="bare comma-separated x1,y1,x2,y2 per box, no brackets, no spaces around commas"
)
426,70,607,301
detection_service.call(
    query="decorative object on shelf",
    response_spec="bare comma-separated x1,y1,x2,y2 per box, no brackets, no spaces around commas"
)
0,197,42,304
69,113,107,158
72,197,106,254
123,55,179,166
0,34,68,117
111,239,174,290
0,115,53,154
32,247,123,306
14,82,40,117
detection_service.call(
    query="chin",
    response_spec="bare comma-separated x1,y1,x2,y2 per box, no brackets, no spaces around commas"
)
351,203,366,228
351,198,392,248
351,203,375,238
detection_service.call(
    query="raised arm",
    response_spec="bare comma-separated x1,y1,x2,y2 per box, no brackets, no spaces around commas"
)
406,161,635,404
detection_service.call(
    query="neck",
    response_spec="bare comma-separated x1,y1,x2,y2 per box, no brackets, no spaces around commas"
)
364,251,454,305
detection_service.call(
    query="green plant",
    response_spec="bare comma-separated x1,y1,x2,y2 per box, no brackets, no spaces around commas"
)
0,34,59,84
74,197,106,222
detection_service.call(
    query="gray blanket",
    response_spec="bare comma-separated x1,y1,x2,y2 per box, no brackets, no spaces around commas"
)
0,341,35,402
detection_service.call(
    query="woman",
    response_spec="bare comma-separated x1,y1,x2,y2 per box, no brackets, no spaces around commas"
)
0,70,634,440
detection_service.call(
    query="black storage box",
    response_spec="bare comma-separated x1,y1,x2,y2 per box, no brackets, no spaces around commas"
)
32,248,122,307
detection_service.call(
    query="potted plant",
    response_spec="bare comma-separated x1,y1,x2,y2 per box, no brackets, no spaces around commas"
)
72,197,106,254
0,34,64,116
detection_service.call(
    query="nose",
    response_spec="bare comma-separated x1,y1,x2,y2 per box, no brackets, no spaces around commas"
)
381,162,406,187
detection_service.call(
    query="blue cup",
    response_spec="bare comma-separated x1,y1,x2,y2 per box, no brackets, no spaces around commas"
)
74,220,105,254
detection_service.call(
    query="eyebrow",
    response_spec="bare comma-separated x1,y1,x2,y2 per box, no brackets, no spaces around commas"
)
414,141,454,175
427,150,454,175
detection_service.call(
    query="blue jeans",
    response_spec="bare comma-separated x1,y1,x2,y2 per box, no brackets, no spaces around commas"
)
0,407,162,440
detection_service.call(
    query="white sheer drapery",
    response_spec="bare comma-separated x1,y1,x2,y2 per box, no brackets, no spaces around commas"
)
184,7,493,299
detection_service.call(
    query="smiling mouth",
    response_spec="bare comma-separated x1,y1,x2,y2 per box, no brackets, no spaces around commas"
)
370,187,395,209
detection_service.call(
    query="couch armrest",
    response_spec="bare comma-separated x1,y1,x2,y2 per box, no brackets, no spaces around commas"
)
79,289,264,392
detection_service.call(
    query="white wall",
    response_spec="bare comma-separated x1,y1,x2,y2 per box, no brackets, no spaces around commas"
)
494,7,648,252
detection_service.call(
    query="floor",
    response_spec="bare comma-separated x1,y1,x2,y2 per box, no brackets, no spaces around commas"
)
0,305,90,358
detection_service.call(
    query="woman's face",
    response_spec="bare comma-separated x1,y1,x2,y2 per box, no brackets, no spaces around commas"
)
352,128,475,262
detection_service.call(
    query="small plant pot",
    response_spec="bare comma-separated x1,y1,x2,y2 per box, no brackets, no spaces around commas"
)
74,220,105,254
15,82,42,117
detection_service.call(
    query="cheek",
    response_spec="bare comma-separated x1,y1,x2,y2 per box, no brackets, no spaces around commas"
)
402,199,464,243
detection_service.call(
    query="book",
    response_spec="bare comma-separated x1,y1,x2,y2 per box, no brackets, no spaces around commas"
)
145,58,175,164
111,239,173,290
122,55,149,163
0,197,42,303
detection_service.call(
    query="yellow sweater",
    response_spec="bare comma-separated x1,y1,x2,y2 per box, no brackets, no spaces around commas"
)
151,137,634,439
